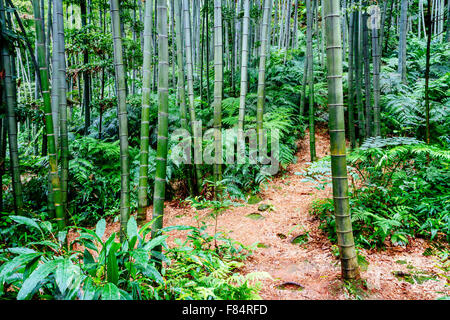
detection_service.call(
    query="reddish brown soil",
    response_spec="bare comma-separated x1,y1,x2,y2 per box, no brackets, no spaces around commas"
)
90,127,449,300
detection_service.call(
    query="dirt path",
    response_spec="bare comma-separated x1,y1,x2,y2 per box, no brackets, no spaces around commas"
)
103,128,449,300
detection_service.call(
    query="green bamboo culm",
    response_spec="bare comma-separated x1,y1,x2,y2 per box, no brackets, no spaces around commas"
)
50,0,59,150
347,0,356,149
32,0,65,228
0,0,24,216
256,0,271,148
323,0,360,280
0,119,5,213
398,0,408,84
110,0,130,241
182,0,202,193
299,53,308,118
137,0,153,224
237,0,250,160
362,0,371,138
237,0,250,133
151,0,169,246
49,0,59,218
174,0,195,195
371,6,381,137
353,4,365,144
306,0,316,161
55,0,69,223
174,0,187,132
213,0,223,187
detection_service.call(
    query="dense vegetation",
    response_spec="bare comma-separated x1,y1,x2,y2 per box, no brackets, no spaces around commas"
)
0,0,448,300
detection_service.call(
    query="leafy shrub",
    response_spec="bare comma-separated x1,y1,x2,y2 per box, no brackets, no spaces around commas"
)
310,137,450,248
0,216,269,300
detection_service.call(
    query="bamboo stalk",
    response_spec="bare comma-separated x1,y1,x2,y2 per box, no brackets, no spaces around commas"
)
256,0,271,149
238,0,250,133
137,0,153,223
152,0,169,249
32,0,65,224
1,0,24,216
347,1,356,148
213,0,223,185
323,0,360,280
306,0,316,161
110,0,130,241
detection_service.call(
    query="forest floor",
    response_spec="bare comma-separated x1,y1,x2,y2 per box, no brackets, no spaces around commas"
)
99,127,449,300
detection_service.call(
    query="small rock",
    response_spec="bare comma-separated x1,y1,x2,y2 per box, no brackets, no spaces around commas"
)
246,213,265,220
276,282,304,291
247,195,262,204
258,204,271,211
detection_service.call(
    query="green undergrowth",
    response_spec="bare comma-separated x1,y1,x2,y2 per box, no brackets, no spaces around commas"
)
307,137,449,249
0,216,269,300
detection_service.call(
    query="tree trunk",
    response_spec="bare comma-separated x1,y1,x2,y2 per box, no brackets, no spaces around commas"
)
110,0,130,241
306,0,316,161
256,0,271,151
371,6,381,137
446,0,450,42
398,0,408,84
174,0,195,195
152,0,169,253
205,0,211,105
300,54,308,118
137,0,153,223
238,0,250,132
0,119,6,213
213,0,223,185
55,0,69,219
425,0,432,144
383,0,394,54
323,0,360,280
1,0,24,216
347,1,356,149
354,7,365,143
183,0,202,192
50,0,59,150
33,0,65,224
362,0,371,137
81,0,90,136
292,0,299,48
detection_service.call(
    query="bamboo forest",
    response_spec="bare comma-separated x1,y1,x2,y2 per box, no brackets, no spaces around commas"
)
0,0,449,302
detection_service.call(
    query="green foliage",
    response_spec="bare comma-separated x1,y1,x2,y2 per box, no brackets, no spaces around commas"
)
311,138,450,248
380,39,450,142
0,217,268,300
67,137,134,225
381,77,449,140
